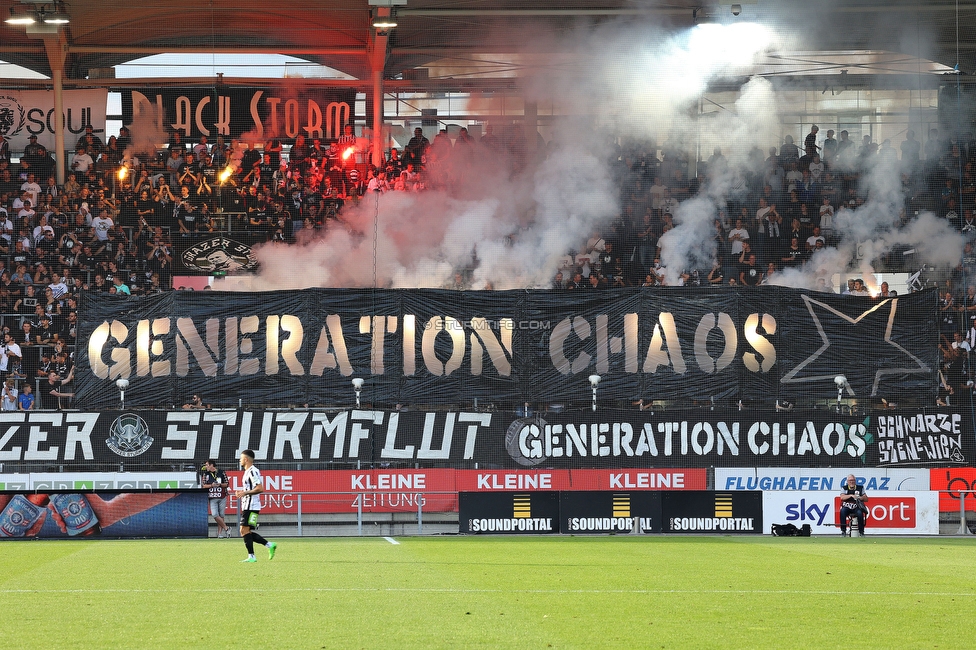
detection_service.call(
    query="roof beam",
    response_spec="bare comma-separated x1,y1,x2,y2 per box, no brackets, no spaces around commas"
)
397,8,689,17
66,46,366,55
395,3,976,16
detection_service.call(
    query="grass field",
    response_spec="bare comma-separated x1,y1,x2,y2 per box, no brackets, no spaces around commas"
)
2,535,975,649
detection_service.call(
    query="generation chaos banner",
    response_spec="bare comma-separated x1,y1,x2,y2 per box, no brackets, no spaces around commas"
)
75,287,939,409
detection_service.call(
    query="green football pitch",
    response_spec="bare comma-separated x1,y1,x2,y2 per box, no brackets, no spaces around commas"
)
1,536,974,649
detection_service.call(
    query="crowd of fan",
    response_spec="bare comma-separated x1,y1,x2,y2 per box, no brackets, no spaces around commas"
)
4,121,976,299
6,119,976,407
548,125,976,291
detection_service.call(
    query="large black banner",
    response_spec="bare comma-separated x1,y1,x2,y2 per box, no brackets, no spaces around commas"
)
121,86,358,141
0,407,968,471
76,287,939,409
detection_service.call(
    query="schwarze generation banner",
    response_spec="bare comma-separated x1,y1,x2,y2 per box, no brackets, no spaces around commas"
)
0,408,970,470
0,89,108,154
75,287,939,409
122,86,357,141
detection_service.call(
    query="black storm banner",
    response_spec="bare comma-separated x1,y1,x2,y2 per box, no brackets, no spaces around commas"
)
121,86,358,141
75,287,939,409
0,407,969,471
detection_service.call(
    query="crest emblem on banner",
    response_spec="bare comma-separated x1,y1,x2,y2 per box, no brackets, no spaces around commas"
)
106,414,154,457
0,96,27,139
181,236,257,273
505,416,549,467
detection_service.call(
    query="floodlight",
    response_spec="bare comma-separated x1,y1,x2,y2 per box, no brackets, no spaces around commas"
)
588,374,601,411
5,8,35,24
116,378,130,410
352,378,364,407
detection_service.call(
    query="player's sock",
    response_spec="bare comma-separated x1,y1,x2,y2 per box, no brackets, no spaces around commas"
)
251,532,268,546
244,532,254,555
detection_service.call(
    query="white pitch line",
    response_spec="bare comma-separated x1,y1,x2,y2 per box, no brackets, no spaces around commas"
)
384,537,400,545
2,587,975,597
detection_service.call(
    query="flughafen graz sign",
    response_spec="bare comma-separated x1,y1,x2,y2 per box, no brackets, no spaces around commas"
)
75,287,938,409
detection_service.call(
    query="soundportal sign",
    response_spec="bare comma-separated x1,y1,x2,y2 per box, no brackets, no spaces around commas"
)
0,407,967,470
75,287,939,409
459,490,763,534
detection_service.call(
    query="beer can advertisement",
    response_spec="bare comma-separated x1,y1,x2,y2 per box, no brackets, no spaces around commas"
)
0,491,208,539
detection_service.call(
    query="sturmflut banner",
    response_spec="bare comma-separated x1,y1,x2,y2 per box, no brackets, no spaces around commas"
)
75,287,939,409
0,407,969,470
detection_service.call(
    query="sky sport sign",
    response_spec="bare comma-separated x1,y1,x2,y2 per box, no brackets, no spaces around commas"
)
761,491,939,535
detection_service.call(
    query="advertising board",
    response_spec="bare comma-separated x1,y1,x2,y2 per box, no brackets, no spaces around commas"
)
761,491,939,535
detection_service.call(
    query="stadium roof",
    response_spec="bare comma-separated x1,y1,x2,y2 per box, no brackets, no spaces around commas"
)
0,0,975,87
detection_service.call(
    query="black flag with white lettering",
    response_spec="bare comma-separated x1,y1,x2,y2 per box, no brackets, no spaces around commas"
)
75,287,938,409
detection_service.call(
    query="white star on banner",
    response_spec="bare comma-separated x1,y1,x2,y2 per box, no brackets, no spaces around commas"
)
780,296,930,397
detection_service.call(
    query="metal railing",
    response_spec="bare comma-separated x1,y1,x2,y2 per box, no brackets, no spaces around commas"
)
209,489,976,537
223,491,459,537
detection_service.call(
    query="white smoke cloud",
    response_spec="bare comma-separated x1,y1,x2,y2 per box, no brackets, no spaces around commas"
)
770,156,965,290
658,77,780,284
218,129,619,291
217,21,777,292
214,18,964,293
